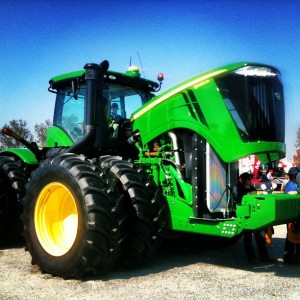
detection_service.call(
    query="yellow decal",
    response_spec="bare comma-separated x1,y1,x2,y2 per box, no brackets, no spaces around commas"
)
194,79,210,89
131,69,227,121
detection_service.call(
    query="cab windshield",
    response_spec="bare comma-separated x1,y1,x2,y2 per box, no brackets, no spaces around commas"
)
53,83,147,142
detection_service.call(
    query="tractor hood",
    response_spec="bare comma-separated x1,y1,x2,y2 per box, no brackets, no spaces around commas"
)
131,62,285,164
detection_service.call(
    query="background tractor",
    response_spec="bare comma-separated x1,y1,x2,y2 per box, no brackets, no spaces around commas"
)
1,59,300,278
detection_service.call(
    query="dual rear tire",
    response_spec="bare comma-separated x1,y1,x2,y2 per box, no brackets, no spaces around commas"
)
98,156,163,267
23,154,163,278
23,154,126,278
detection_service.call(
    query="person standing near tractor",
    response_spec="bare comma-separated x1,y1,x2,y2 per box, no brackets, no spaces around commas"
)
267,169,274,182
237,172,272,264
284,167,298,194
283,167,300,264
280,173,290,193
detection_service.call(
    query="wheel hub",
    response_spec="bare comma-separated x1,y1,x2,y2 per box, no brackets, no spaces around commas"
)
34,182,78,256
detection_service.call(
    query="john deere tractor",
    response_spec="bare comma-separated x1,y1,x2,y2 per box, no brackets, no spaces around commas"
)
1,59,300,278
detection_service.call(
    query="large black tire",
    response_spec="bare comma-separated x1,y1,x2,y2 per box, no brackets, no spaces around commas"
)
98,155,164,267
23,153,126,279
0,156,27,242
45,147,68,158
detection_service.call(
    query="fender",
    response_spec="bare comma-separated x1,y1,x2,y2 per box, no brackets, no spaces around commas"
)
0,148,39,164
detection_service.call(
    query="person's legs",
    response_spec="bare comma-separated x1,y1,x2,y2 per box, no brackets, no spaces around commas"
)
254,230,269,262
294,244,300,265
284,233,295,264
244,230,256,263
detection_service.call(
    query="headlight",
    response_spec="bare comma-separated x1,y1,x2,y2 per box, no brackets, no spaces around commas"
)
233,66,277,77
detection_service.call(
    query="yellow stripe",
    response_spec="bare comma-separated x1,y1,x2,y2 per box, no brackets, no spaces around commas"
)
131,69,227,121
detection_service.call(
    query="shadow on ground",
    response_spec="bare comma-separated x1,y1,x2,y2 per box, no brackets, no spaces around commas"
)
0,236,25,250
1,230,299,281
95,233,300,281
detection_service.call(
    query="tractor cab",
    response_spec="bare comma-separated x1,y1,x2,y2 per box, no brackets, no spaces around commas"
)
47,64,160,158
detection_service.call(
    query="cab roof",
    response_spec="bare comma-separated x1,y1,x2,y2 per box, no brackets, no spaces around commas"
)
49,69,159,93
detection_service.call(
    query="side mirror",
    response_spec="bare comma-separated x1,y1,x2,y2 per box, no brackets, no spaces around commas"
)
72,80,79,100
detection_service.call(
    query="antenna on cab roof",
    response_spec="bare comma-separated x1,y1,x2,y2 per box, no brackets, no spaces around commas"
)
137,52,146,78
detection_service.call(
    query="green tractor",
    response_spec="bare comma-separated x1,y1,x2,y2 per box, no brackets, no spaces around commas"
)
1,60,300,278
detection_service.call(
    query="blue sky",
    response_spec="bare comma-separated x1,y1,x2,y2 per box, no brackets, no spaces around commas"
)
0,0,299,161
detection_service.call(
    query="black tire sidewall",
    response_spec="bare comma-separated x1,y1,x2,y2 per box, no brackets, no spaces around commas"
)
0,157,25,241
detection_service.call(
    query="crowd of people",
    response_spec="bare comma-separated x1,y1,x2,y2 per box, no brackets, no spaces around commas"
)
237,167,300,265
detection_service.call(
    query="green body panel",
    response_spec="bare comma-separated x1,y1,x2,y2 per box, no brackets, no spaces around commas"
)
167,193,300,237
166,196,242,237
238,193,300,229
159,189,300,237
46,126,73,147
132,62,284,163
0,148,38,164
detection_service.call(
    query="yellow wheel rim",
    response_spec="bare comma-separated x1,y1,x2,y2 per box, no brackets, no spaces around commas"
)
34,182,78,256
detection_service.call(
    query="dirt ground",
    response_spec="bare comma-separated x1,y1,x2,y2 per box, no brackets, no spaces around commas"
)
0,224,299,300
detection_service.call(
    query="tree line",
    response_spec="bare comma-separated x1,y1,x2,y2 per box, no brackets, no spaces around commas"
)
0,119,52,149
